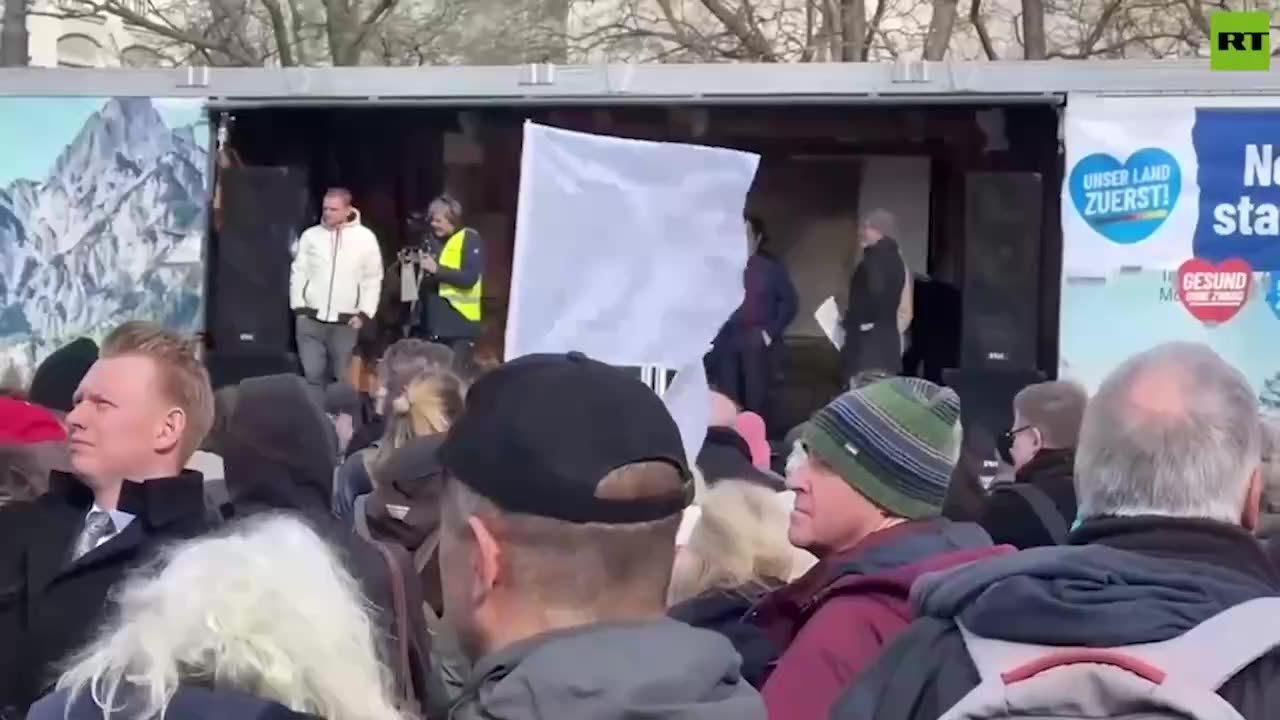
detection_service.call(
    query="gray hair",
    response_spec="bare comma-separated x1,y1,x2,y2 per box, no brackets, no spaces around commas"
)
428,194,463,226
57,514,401,720
1013,380,1089,448
1076,342,1260,524
863,209,899,239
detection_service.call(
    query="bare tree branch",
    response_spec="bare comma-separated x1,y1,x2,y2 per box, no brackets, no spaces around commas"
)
969,0,999,59
697,0,779,59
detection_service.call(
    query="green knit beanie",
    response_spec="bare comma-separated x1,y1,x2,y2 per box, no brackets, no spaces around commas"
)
802,377,962,519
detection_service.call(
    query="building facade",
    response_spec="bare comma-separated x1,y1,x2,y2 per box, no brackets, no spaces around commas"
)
12,0,163,67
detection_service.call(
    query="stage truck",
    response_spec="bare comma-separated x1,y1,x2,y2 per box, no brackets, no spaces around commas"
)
0,60,1276,477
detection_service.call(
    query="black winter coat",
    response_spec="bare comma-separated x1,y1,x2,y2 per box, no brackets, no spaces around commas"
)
841,237,906,378
978,448,1078,549
0,472,213,718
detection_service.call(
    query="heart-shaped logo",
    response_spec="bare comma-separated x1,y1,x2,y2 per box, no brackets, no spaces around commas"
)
1176,257,1252,325
1069,148,1181,245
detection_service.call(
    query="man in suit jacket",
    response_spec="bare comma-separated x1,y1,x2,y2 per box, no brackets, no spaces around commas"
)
0,321,217,718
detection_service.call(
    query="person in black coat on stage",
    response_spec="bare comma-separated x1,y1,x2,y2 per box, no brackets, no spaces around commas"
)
841,209,910,382
0,322,217,719
707,215,798,417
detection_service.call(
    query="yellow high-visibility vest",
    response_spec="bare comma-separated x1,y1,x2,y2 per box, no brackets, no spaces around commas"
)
438,229,483,321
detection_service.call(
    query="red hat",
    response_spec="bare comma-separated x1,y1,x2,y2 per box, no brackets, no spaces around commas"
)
0,397,67,444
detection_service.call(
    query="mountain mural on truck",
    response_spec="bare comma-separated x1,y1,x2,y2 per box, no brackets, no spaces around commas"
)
0,96,208,383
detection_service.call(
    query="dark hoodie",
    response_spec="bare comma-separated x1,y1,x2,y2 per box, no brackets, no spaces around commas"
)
831,517,1280,720
752,519,1008,720
449,619,765,720
217,375,416,696
29,684,321,720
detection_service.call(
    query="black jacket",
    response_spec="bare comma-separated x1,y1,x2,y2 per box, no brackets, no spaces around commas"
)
0,471,213,718
417,227,483,340
841,237,905,378
978,448,1077,549
669,582,783,689
831,517,1280,720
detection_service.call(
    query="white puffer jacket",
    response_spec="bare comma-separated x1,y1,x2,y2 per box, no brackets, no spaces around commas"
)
289,210,384,323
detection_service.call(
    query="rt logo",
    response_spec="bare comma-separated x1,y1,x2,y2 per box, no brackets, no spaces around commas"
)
1210,11,1270,71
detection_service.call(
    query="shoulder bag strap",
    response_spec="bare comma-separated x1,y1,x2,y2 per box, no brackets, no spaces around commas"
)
369,538,419,713
1004,483,1069,544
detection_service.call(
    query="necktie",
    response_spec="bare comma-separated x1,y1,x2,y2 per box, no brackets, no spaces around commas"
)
72,511,116,561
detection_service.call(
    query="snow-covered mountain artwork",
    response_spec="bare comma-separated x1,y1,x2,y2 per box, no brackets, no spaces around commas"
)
0,96,208,383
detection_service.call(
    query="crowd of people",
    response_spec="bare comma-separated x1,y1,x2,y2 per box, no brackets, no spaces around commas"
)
3,317,1280,720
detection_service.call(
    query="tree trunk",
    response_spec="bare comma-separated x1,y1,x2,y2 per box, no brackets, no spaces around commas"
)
260,0,296,65
924,0,958,60
1021,0,1046,59
1,0,30,67
840,0,865,61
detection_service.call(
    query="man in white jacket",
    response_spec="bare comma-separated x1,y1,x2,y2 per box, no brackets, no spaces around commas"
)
290,188,384,393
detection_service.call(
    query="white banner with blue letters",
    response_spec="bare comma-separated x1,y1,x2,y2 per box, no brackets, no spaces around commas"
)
1060,94,1280,405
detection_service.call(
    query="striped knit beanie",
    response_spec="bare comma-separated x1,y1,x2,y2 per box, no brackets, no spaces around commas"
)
802,377,961,519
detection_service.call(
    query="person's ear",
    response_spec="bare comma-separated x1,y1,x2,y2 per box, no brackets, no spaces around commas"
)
1031,427,1045,453
155,407,187,455
1241,466,1263,532
467,515,502,600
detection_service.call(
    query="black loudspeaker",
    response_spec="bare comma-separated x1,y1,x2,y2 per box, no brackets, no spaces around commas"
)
961,172,1043,370
206,347,302,391
211,166,309,350
941,367,1046,520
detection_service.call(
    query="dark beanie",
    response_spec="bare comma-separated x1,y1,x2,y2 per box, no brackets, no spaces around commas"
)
28,338,99,413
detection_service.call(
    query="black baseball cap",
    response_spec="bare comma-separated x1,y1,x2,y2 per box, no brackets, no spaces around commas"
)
438,352,693,524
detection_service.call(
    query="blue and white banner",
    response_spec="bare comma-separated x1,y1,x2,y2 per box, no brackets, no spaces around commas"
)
1060,94,1280,406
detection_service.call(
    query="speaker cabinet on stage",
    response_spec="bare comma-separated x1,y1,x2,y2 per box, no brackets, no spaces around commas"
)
206,347,302,391
210,166,309,351
961,172,1043,370
941,367,1046,520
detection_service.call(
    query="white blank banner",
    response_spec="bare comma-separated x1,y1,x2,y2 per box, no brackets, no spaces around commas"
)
505,122,761,368
505,122,760,463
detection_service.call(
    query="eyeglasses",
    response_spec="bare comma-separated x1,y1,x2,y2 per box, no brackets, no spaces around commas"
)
1000,425,1038,446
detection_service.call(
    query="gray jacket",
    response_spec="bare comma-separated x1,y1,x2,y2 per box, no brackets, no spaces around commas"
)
449,618,765,720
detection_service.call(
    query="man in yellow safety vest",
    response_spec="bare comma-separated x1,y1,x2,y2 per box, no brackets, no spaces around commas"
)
416,194,484,371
